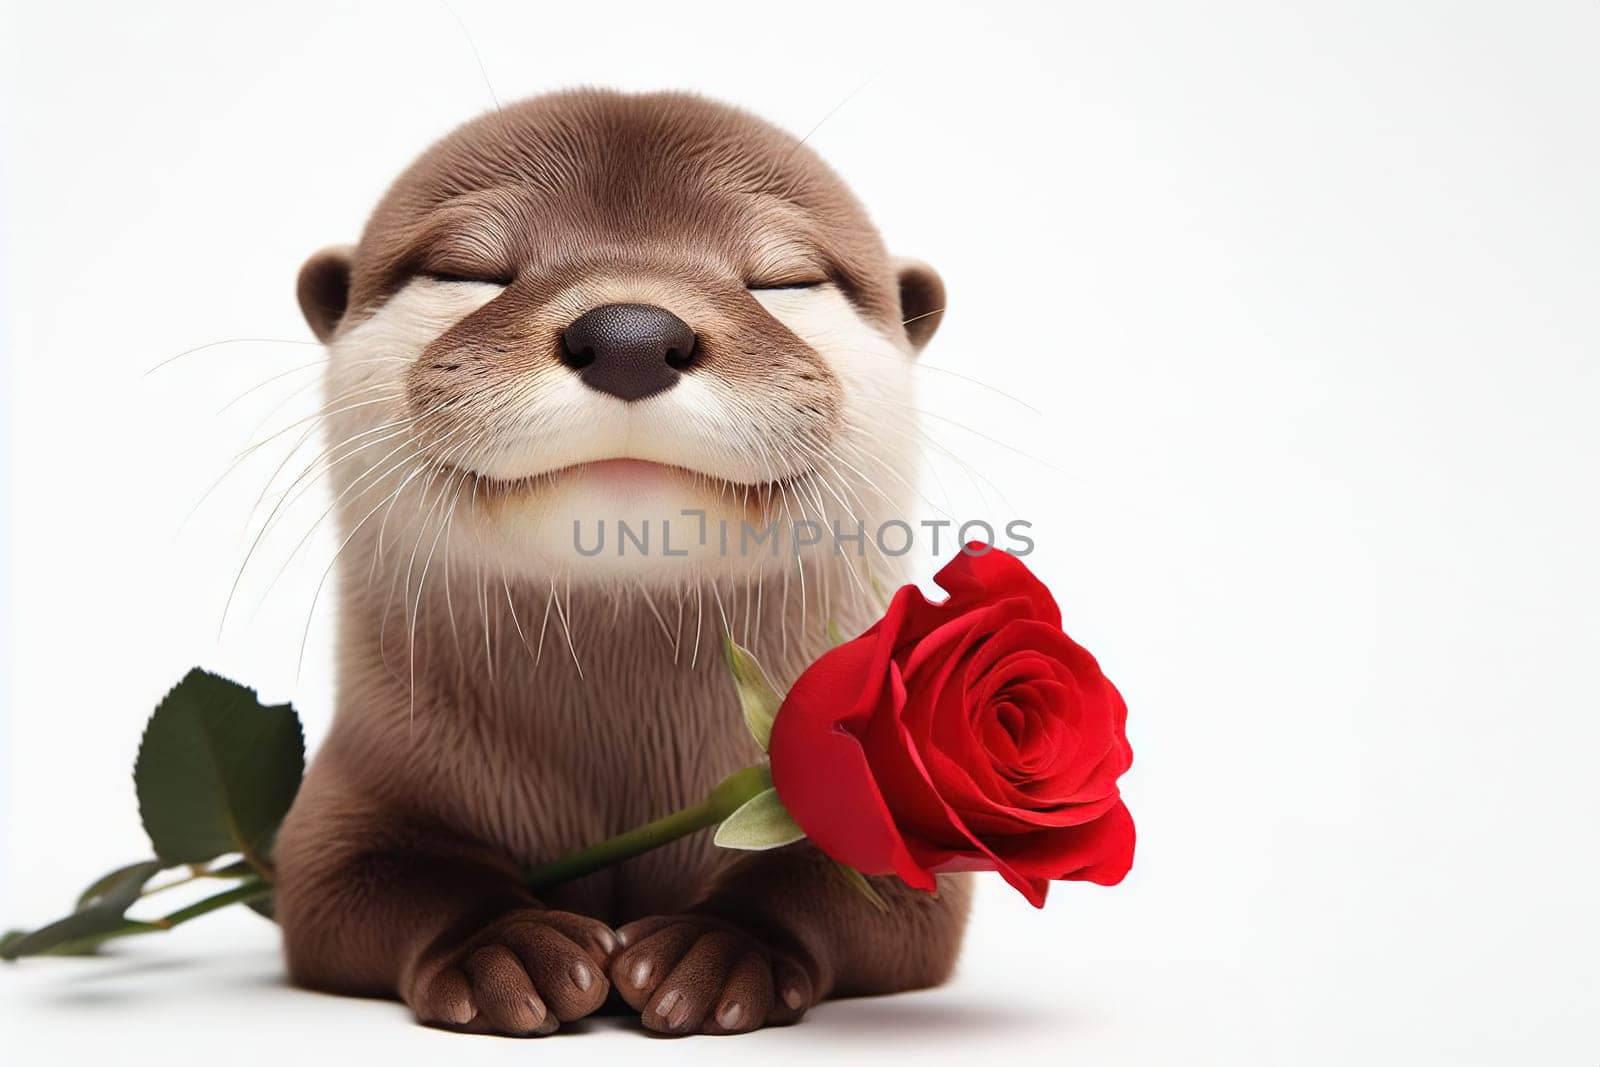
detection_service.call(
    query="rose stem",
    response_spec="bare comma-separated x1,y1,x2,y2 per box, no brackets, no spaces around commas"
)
523,765,769,892
3,878,273,959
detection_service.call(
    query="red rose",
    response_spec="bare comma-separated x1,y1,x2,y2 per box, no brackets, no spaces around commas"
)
768,547,1135,906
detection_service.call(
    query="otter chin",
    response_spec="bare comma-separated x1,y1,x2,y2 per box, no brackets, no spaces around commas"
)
273,88,970,1038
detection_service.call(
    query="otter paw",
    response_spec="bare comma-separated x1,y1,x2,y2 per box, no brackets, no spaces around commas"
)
407,908,616,1036
611,914,817,1035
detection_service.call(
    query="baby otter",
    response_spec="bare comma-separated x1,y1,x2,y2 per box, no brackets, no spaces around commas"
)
273,88,967,1036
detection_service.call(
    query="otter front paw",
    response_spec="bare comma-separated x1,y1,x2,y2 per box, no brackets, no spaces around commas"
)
406,908,616,1036
611,914,818,1035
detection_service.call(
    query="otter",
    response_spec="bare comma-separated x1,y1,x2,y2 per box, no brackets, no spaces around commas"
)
273,88,968,1036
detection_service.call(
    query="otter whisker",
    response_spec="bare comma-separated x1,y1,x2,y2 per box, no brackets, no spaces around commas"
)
248,397,437,547
636,581,676,651
216,357,330,414
552,573,583,678
244,353,413,442
408,467,473,729
400,484,451,719
373,430,477,669
233,387,402,466
219,405,417,634
385,430,482,691
837,340,1041,416
831,436,950,521
871,418,1019,515
691,582,705,669
795,548,809,647
436,0,502,113
673,591,685,665
779,560,791,659
368,423,471,585
710,580,734,644
240,371,335,455
143,336,322,378
293,443,445,680
874,398,1070,477
237,383,409,536
182,384,404,536
500,568,535,664
247,433,435,625
440,474,469,674
535,580,556,667
470,481,496,681
742,568,755,647
785,66,883,163
248,419,423,548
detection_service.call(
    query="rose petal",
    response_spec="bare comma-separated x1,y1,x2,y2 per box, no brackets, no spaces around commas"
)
859,665,978,849
959,620,1131,806
889,607,1126,831
987,799,1137,887
934,547,1061,628
768,637,936,891
924,738,1127,833
871,709,1093,908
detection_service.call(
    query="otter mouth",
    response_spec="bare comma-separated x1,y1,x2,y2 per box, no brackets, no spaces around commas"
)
448,457,798,503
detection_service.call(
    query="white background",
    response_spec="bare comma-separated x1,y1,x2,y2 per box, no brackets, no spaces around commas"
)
3,1,1598,1064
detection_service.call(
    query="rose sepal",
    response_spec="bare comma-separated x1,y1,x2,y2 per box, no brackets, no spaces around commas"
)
722,637,780,751
714,776,806,851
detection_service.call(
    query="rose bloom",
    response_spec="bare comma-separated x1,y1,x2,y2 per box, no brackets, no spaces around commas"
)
769,546,1134,906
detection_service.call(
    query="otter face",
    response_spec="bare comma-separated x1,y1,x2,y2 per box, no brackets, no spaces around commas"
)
300,90,943,589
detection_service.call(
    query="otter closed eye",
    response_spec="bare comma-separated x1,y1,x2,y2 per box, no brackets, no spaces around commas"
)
747,280,827,291
420,270,512,286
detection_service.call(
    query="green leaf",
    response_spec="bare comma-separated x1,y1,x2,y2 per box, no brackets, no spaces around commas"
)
826,618,846,646
134,668,305,869
713,787,806,851
834,862,890,912
2,858,166,960
722,638,781,751
0,914,162,959
74,859,170,911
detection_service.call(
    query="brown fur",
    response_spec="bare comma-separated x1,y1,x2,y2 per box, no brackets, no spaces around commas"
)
274,88,967,1037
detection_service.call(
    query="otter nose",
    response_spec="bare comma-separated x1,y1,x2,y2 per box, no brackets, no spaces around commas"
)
560,303,698,401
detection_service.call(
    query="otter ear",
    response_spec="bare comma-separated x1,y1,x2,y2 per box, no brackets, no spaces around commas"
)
892,257,945,353
297,245,354,342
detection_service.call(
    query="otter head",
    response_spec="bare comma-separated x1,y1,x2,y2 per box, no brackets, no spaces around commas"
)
300,90,943,591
